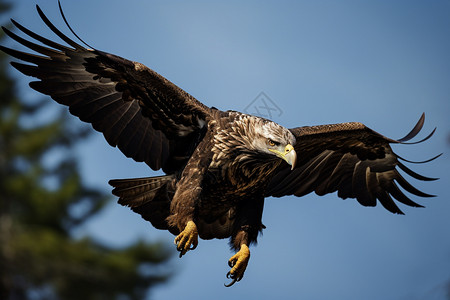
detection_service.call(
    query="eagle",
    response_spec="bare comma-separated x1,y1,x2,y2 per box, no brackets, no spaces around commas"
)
1,3,438,287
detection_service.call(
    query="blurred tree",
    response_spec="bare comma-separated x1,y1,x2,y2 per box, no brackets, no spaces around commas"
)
447,282,450,300
0,2,173,300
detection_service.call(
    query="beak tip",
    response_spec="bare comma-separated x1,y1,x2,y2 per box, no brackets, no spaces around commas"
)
290,159,297,170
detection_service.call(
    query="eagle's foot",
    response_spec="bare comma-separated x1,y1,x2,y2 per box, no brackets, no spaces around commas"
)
174,220,198,258
224,244,250,287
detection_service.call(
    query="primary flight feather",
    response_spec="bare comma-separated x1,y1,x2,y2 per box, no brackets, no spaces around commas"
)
0,3,438,287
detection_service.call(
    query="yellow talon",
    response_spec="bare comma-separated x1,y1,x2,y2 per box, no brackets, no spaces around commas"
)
174,220,198,257
225,244,250,287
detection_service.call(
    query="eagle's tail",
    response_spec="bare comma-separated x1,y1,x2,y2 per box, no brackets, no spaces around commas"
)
109,175,178,234
109,175,175,207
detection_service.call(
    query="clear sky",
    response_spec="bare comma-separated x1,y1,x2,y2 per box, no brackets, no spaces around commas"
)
7,1,450,299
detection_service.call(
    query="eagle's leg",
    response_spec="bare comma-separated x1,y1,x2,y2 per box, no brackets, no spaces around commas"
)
225,198,264,287
167,167,203,257
174,220,198,258
225,242,250,287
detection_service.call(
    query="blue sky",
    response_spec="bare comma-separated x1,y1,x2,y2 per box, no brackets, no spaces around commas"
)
7,1,450,299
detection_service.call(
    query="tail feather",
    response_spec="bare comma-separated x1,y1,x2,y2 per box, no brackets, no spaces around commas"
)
109,175,174,207
109,175,178,234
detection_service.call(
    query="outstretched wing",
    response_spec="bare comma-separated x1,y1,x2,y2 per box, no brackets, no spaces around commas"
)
266,114,439,214
0,5,211,173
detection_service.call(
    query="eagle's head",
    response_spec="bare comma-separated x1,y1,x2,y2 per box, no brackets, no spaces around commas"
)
250,118,297,170
212,113,297,171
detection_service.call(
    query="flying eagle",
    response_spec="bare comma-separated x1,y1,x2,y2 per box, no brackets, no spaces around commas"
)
1,4,438,287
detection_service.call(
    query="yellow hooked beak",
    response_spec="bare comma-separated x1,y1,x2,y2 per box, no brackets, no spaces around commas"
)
269,144,297,170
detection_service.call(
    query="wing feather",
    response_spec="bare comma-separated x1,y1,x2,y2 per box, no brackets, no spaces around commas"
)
393,169,435,198
396,113,425,142
1,5,212,173
352,162,375,207
10,18,73,52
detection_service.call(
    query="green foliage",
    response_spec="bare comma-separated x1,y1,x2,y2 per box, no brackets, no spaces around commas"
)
0,2,173,299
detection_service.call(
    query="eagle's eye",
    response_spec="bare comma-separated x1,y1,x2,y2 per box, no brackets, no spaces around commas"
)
267,139,279,147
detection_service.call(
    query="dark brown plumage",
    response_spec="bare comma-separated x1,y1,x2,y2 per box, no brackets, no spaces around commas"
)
0,3,439,287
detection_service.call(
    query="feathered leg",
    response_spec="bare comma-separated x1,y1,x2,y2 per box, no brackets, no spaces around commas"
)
167,146,208,258
168,181,200,257
225,197,265,287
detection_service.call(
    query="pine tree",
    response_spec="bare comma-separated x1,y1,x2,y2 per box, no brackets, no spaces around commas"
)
0,2,173,299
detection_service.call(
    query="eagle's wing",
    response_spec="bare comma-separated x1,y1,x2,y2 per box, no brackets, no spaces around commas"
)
266,114,439,214
0,5,211,173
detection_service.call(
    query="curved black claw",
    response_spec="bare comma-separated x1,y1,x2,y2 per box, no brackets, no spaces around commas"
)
224,271,242,287
176,242,197,258
228,259,235,268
